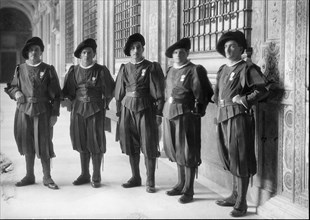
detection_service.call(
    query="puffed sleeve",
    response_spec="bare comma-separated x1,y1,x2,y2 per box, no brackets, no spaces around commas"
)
240,63,269,108
62,65,76,100
101,65,115,109
212,64,225,105
4,65,21,100
149,62,165,116
114,64,126,115
191,65,214,116
48,65,62,116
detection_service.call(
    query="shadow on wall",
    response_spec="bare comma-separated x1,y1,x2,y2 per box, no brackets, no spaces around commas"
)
251,40,286,206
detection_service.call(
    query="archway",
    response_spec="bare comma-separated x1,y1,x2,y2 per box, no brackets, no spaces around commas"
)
0,7,32,83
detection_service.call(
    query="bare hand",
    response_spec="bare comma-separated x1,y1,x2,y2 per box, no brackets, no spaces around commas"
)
15,91,25,103
232,94,242,104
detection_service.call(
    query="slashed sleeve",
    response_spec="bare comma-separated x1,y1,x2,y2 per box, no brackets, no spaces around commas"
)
114,64,126,115
149,62,165,116
212,64,225,106
48,65,62,116
62,65,76,101
4,65,21,100
191,65,214,116
101,65,115,109
240,63,269,108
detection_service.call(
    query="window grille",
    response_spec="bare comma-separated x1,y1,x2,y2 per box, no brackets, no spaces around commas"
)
83,0,97,40
114,0,141,58
181,0,252,53
65,0,74,63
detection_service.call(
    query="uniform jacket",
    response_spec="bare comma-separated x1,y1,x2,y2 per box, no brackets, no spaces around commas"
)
5,62,61,116
114,59,165,116
213,60,268,123
163,62,213,120
62,63,115,118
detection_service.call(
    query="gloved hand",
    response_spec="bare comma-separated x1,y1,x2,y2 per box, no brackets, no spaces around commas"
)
15,91,25,103
50,116,58,127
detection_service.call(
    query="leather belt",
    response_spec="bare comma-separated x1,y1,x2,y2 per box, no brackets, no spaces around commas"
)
126,91,150,98
168,96,194,104
77,96,102,102
218,99,235,107
26,97,49,103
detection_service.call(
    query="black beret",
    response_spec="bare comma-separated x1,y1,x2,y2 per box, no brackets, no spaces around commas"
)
123,33,145,56
22,37,44,59
216,30,247,57
165,38,191,58
74,38,97,58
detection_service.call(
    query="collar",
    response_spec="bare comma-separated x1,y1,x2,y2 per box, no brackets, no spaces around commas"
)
79,62,95,69
226,59,243,67
130,58,145,65
26,61,42,67
173,61,190,69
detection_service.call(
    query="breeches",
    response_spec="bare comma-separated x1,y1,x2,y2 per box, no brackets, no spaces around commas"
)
118,107,159,158
217,114,256,177
14,108,55,160
70,110,106,154
163,113,201,167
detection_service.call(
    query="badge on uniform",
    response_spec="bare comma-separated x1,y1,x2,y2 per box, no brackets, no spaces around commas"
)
40,72,45,79
92,77,96,81
168,97,173,104
229,72,235,81
141,69,146,77
180,75,185,82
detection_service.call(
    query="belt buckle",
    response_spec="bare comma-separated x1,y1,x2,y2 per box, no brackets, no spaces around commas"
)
168,97,173,104
219,99,225,107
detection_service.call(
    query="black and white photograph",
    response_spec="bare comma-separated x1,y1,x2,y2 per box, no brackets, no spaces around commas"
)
0,0,309,219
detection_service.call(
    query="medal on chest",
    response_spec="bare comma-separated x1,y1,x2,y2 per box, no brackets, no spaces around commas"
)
229,72,235,81
180,74,185,82
141,69,146,77
39,71,45,79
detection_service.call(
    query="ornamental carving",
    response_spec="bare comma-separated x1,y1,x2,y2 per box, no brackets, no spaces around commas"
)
284,129,293,170
267,0,281,40
168,0,177,46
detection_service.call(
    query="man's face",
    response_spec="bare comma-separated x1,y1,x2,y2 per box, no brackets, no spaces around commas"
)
172,48,189,65
224,40,243,61
80,47,95,65
130,41,144,60
28,45,42,62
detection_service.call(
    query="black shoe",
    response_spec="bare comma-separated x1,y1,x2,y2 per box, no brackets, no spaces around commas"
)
216,199,236,207
91,181,101,188
166,188,183,196
122,177,141,188
15,176,35,187
178,194,193,204
230,207,247,217
146,186,156,193
44,183,59,190
73,175,91,185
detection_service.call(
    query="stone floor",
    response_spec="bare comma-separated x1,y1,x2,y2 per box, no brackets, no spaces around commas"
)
0,84,262,219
